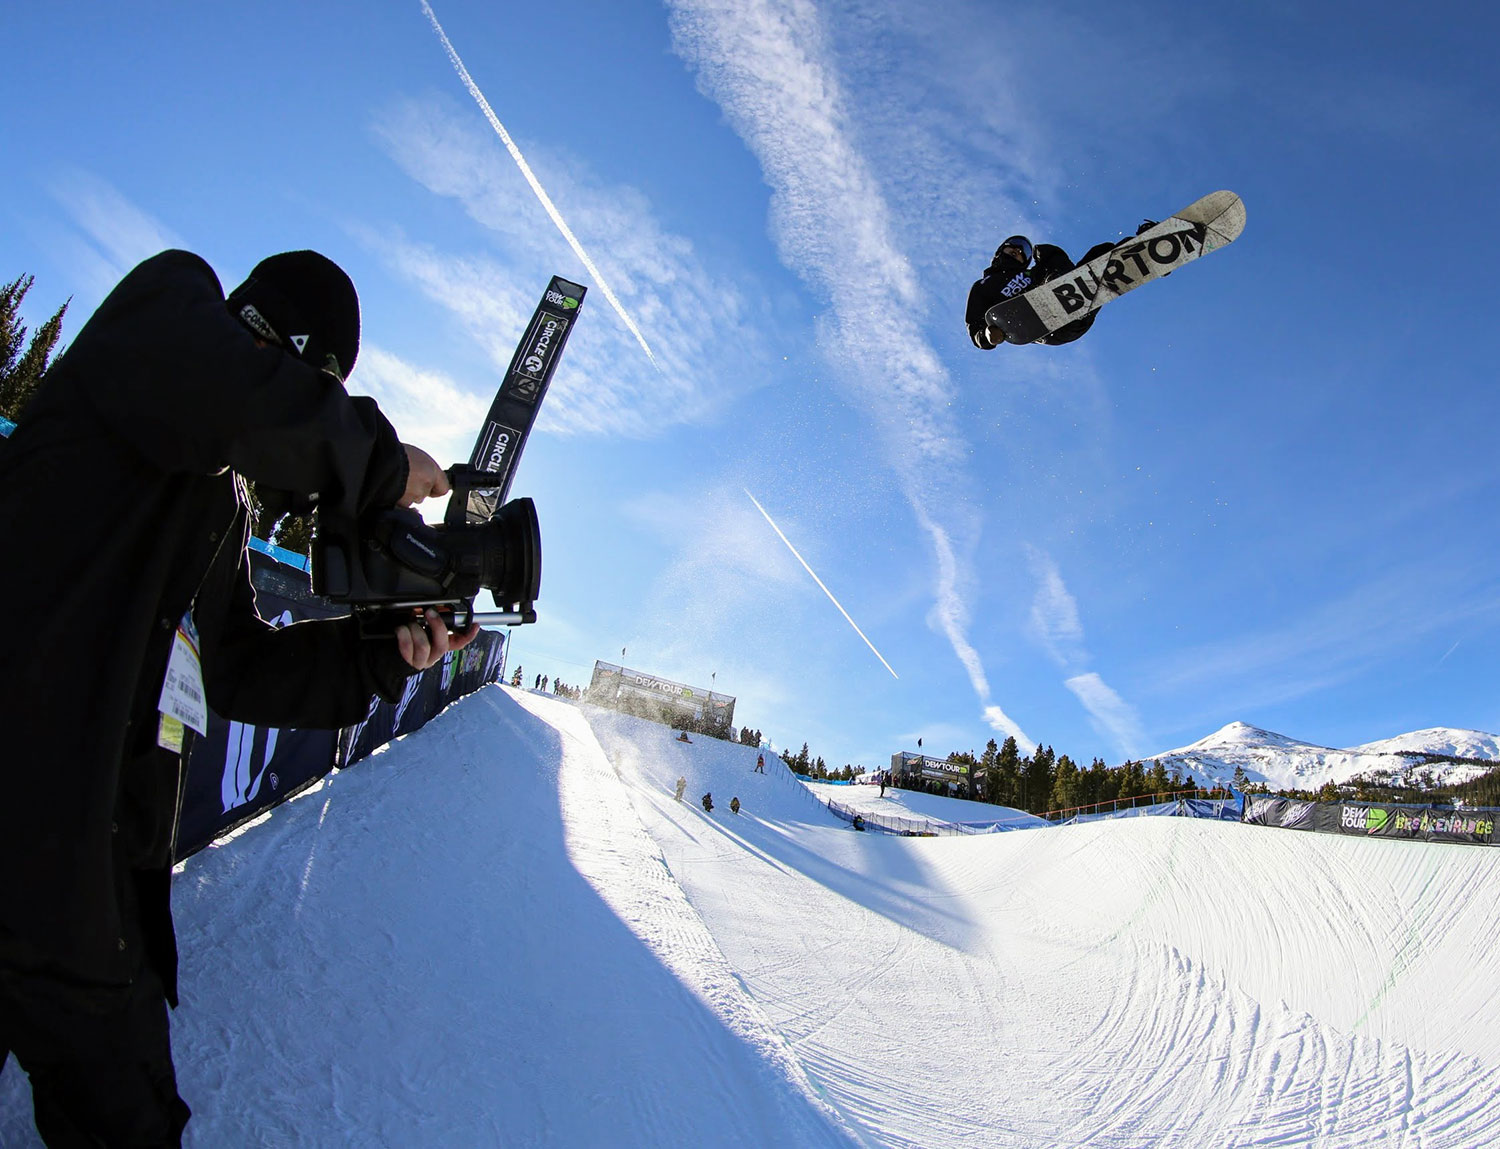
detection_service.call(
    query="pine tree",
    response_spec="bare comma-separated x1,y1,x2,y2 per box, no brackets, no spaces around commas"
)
978,739,999,804
0,274,70,422
1147,758,1171,798
991,736,1020,809
272,513,314,557
1050,754,1081,813
1084,757,1109,807
1024,745,1056,814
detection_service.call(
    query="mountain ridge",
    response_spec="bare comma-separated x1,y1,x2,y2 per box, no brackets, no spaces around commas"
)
1143,721,1500,792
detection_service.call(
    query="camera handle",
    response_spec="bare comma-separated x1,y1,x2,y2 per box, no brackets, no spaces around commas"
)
443,465,509,528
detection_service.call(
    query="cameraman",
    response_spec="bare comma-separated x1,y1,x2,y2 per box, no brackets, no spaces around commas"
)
0,248,475,1146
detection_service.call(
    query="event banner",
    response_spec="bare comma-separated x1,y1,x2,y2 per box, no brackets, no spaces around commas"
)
1243,795,1318,831
460,276,587,523
1244,794,1497,848
1326,803,1496,846
586,660,736,733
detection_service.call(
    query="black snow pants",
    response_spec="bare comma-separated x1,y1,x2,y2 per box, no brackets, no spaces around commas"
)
0,962,190,1147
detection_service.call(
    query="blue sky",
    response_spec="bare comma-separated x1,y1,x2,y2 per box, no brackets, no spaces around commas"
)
6,0,1500,772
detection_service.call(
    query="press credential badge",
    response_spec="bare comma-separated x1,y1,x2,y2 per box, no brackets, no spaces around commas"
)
158,612,208,751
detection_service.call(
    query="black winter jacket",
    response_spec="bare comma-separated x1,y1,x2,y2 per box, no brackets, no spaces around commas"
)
0,250,415,1001
966,241,1117,346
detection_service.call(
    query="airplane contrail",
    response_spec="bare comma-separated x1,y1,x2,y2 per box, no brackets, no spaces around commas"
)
745,490,898,680
420,1,660,369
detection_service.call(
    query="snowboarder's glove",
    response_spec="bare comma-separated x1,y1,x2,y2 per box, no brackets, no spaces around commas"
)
985,323,1008,348
1136,218,1158,235
972,327,996,350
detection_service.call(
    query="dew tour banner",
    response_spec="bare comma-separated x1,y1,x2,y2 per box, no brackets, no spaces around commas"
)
1327,802,1496,847
460,275,586,523
586,661,736,734
1243,794,1497,847
175,546,507,859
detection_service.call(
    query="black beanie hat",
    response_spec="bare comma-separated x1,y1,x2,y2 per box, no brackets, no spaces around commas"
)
226,251,360,379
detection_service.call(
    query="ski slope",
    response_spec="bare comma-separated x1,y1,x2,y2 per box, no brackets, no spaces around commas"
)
4,684,1499,1146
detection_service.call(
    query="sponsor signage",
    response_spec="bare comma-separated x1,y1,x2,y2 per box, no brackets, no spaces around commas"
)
1331,803,1496,846
1243,795,1318,830
587,661,736,732
1047,221,1210,317
462,275,587,523
1246,794,1499,848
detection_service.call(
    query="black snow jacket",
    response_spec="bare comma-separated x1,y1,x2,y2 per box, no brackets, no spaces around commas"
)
0,250,416,1002
966,241,1116,347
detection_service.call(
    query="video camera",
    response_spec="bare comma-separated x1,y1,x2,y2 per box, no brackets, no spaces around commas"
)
308,272,585,637
310,465,541,637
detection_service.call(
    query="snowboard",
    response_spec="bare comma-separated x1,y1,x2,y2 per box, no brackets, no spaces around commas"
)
985,190,1245,345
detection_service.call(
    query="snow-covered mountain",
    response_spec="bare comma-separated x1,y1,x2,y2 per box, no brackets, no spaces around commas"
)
1146,721,1500,792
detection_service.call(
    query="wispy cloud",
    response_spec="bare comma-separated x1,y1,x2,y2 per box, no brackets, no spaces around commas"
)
665,0,1034,745
370,98,762,438
1066,673,1146,760
344,345,488,467
47,170,182,301
1143,559,1500,719
1025,545,1143,758
420,0,658,369
1026,545,1085,667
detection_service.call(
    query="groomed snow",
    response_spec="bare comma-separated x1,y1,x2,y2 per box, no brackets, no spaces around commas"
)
4,684,1498,1146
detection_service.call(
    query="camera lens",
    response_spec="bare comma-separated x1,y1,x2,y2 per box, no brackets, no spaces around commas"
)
478,497,541,606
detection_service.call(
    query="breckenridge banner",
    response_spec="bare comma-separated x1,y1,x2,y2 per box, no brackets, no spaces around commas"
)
1326,803,1497,846
462,276,587,523
1244,793,1498,848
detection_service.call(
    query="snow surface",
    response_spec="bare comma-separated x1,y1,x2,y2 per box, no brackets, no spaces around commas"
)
5,685,1500,1146
1150,720,1500,792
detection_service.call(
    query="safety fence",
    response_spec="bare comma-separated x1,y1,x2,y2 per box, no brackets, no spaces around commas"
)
820,798,1028,837
816,788,1246,836
1044,788,1236,824
1061,793,1244,825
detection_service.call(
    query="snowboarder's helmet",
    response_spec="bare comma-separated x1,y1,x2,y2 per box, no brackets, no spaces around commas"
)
997,236,1034,266
227,251,361,381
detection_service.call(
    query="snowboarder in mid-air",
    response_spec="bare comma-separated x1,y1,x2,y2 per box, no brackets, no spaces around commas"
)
966,225,1153,349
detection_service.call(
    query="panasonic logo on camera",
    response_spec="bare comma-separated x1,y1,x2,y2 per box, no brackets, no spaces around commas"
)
480,421,522,474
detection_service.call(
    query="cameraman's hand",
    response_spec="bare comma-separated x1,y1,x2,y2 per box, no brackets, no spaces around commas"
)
396,609,481,670
400,444,450,507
